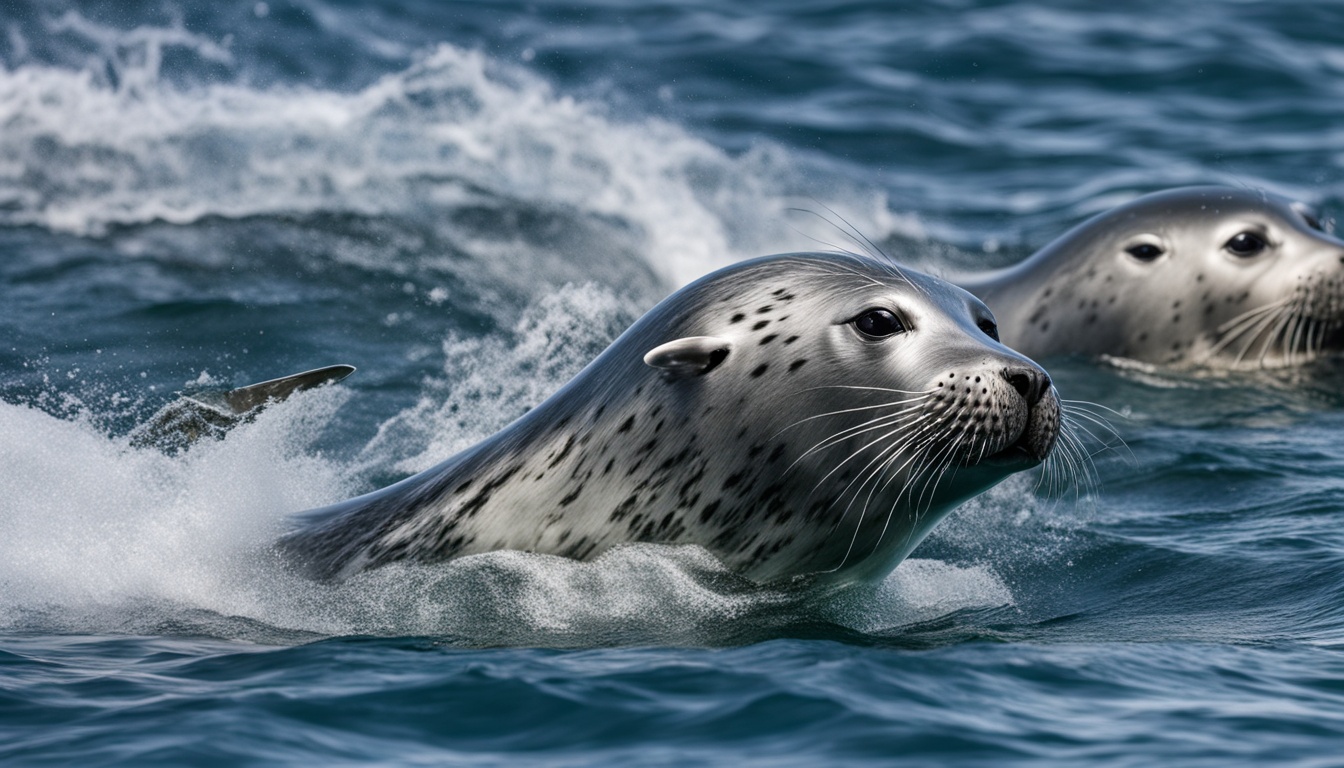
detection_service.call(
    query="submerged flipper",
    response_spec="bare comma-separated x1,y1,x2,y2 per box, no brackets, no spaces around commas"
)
129,364,356,452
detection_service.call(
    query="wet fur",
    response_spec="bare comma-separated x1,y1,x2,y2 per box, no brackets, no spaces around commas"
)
958,187,1344,369
281,252,1061,584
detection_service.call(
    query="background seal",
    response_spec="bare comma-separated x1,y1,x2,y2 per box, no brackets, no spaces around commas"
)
957,187,1344,368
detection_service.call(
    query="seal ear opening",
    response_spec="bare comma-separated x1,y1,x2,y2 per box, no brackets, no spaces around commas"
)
644,336,733,378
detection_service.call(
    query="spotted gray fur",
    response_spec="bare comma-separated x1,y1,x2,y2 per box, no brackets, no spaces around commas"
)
280,252,1061,584
957,186,1344,369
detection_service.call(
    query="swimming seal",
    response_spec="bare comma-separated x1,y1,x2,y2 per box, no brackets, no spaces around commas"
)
957,186,1344,369
280,253,1061,585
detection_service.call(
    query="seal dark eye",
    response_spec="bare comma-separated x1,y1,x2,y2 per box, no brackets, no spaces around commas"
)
1225,231,1268,257
1125,243,1164,262
852,309,906,338
978,318,1000,341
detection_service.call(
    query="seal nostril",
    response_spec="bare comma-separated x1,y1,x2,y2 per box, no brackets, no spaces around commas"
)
1004,367,1048,404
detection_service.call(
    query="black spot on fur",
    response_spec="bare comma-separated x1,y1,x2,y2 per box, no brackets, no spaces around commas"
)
789,359,808,372
677,466,706,501
730,313,745,323
657,447,692,474
751,364,769,377
760,334,778,345
757,305,774,314
559,486,583,507
618,415,635,433
457,464,523,518
752,320,770,331
547,434,576,469
610,494,640,523
784,335,800,344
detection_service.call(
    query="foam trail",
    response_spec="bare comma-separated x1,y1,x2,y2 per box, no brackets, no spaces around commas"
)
358,283,638,476
0,383,1017,645
0,388,352,616
820,559,1016,634
0,17,926,287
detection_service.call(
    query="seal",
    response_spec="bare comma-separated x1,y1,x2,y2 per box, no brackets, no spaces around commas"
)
956,186,1344,369
279,252,1061,585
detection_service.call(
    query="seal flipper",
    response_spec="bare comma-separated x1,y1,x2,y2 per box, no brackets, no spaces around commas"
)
128,364,356,453
216,364,356,412
643,336,733,377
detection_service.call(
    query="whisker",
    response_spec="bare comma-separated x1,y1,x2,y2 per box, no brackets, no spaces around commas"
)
776,396,930,437
821,420,946,573
1256,301,1299,368
1207,297,1293,362
1231,303,1290,367
788,408,929,473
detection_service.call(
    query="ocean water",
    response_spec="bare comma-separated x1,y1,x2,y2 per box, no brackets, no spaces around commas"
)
4,0,1344,764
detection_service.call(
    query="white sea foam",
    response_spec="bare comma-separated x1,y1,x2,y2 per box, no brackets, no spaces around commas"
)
0,15,1007,645
0,14,924,288
0,382,1016,644
0,388,351,617
820,559,1016,634
357,282,637,476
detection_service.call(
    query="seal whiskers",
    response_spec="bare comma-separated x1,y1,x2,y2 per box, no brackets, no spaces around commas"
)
1035,399,1125,501
280,251,1061,585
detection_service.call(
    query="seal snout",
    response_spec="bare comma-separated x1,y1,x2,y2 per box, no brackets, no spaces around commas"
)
1015,386,1060,464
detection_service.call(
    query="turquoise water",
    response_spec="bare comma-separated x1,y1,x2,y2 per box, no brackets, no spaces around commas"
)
5,1,1344,764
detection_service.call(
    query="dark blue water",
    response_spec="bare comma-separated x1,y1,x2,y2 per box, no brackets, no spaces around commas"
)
5,1,1344,764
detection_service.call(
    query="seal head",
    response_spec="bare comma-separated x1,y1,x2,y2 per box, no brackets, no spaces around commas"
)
959,186,1344,368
